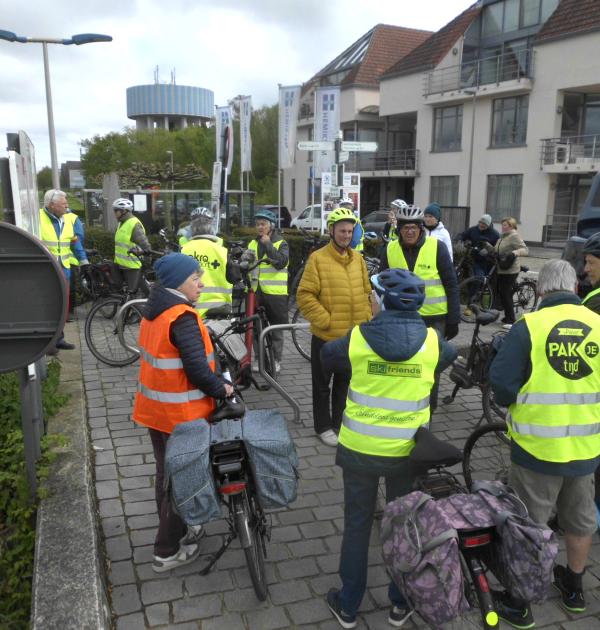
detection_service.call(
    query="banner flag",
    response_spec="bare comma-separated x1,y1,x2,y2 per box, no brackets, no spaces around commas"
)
278,85,301,170
215,106,234,173
240,96,252,173
314,86,340,175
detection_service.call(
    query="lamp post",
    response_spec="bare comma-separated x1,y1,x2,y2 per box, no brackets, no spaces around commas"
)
166,150,175,230
464,89,477,214
0,30,112,189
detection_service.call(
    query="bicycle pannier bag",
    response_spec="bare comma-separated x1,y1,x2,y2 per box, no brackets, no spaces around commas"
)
381,491,469,626
473,481,558,602
164,419,222,525
211,410,299,509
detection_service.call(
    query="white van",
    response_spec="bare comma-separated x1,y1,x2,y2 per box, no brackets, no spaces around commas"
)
290,204,330,231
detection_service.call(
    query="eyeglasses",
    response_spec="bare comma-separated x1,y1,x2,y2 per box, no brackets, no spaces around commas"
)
400,225,420,233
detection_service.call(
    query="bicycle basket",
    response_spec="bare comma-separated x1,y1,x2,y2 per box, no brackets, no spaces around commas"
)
205,319,247,362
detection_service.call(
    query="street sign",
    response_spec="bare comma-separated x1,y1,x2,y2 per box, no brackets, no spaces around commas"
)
341,141,378,153
297,141,334,151
338,151,350,163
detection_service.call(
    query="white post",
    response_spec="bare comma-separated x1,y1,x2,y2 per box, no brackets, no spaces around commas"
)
277,85,282,216
42,42,60,189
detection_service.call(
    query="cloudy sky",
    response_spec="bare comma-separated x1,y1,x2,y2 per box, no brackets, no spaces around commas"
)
0,0,473,170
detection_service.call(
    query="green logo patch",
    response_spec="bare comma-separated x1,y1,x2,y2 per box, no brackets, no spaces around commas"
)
367,361,422,377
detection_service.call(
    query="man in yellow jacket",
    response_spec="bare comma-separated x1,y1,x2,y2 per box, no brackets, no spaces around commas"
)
297,207,372,446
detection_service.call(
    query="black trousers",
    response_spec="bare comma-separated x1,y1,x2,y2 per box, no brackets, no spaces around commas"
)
149,429,187,558
311,335,350,435
497,273,518,324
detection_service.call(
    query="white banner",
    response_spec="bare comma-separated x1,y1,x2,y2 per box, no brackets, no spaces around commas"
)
314,86,340,175
320,172,361,234
239,96,252,173
215,106,234,173
278,85,301,170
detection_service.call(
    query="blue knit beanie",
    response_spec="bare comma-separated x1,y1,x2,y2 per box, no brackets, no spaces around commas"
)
154,253,199,289
424,202,441,221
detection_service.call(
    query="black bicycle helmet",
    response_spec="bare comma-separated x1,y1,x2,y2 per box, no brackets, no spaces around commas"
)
582,231,600,258
371,268,425,311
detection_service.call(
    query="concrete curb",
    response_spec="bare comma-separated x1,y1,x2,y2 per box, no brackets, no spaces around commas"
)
31,321,112,629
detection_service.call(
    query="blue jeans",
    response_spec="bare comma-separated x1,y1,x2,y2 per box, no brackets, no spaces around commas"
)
338,464,413,617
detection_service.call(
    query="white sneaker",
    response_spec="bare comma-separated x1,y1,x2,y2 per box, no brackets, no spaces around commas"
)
319,429,338,447
275,361,281,373
152,542,201,573
180,524,204,546
502,323,513,330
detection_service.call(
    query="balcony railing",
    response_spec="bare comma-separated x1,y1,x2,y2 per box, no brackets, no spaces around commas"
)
540,134,600,169
424,48,533,96
346,148,418,172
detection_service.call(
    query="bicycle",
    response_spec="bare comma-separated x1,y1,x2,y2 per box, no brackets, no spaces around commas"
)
462,422,510,491
84,249,162,366
443,304,508,431
458,255,538,324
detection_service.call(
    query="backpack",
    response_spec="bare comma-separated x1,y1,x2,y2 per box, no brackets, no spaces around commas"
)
381,491,470,626
472,481,559,602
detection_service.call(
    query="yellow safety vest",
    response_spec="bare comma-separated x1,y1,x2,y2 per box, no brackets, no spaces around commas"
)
508,304,600,463
387,237,448,317
248,239,288,296
63,211,80,267
582,286,600,306
114,216,144,269
181,238,233,315
339,326,439,457
39,208,74,269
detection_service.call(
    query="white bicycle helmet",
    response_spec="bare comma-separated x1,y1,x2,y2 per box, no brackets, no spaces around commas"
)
339,196,354,209
396,204,424,224
112,198,133,212
190,206,214,219
390,199,408,212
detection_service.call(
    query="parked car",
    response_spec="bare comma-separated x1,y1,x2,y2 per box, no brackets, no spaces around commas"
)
361,209,390,236
255,204,292,229
290,204,324,231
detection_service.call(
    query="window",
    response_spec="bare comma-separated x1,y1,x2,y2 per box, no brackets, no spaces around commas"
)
430,176,459,207
486,175,523,221
503,0,520,32
432,105,463,152
482,2,504,37
307,178,321,204
491,95,529,146
307,127,314,163
521,0,540,27
291,179,296,211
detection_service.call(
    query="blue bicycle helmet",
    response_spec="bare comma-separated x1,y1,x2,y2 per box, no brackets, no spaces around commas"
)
371,268,425,311
255,209,278,224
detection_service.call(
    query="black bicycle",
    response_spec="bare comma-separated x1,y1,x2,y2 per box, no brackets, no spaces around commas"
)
462,422,510,491
443,305,508,431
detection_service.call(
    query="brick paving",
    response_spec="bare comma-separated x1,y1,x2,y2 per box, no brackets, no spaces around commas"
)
77,309,600,629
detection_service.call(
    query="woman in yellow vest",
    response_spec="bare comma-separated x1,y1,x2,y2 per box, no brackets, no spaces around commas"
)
320,268,457,628
112,198,151,294
247,209,289,372
132,253,233,573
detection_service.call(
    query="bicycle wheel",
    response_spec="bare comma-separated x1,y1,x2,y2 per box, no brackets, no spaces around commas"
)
462,422,510,491
84,297,140,367
287,266,304,314
458,277,494,323
263,326,277,380
232,491,268,601
291,308,311,361
513,279,538,318
116,300,145,356
481,383,508,437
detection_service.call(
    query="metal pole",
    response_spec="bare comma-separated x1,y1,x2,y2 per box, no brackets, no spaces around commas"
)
277,86,282,217
466,92,476,212
42,42,60,189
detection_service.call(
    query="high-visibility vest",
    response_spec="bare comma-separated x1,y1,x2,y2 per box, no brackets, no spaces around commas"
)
39,208,74,269
63,211,80,267
114,216,145,269
507,304,600,463
181,238,233,315
582,286,600,306
339,326,439,457
387,237,448,317
132,303,217,433
248,238,289,295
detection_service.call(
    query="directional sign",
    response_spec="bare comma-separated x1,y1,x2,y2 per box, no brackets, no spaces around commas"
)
297,141,334,151
341,141,378,153
339,151,349,163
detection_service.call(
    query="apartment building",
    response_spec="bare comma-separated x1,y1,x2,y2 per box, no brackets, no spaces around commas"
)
283,0,600,244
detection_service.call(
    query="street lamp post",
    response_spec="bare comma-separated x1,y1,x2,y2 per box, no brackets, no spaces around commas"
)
464,89,477,215
0,30,112,189
166,150,175,231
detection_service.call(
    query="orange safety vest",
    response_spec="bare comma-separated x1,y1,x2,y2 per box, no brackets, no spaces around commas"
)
133,303,217,433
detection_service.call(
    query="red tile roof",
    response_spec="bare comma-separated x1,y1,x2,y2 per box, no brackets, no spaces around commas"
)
535,0,600,44
380,3,481,80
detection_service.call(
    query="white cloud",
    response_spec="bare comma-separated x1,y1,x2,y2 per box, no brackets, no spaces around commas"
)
0,0,473,168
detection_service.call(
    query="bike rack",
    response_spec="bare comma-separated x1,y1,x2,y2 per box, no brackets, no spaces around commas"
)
116,298,147,354
258,323,310,424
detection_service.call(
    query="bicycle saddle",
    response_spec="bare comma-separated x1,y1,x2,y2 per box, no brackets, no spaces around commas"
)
210,397,246,422
470,304,501,326
410,427,463,467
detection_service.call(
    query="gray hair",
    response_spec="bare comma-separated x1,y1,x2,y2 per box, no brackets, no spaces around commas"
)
43,189,66,207
537,259,577,297
190,216,215,237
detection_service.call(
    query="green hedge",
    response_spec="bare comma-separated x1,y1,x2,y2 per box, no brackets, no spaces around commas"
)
0,362,69,629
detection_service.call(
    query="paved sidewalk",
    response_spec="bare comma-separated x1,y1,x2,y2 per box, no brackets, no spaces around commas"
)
77,313,600,630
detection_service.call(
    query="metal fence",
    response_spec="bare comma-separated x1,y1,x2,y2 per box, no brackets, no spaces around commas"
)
347,149,418,172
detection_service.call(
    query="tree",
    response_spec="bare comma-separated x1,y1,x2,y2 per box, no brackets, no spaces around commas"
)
37,166,53,191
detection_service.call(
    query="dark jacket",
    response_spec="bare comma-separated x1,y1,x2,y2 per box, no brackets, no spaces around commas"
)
322,309,457,473
457,224,500,267
584,284,600,315
379,231,460,326
490,291,599,476
143,286,227,399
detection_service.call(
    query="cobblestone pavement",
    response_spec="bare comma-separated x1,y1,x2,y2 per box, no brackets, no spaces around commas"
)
77,307,600,630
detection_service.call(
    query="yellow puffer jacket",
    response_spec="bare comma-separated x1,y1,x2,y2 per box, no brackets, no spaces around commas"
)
297,242,371,341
